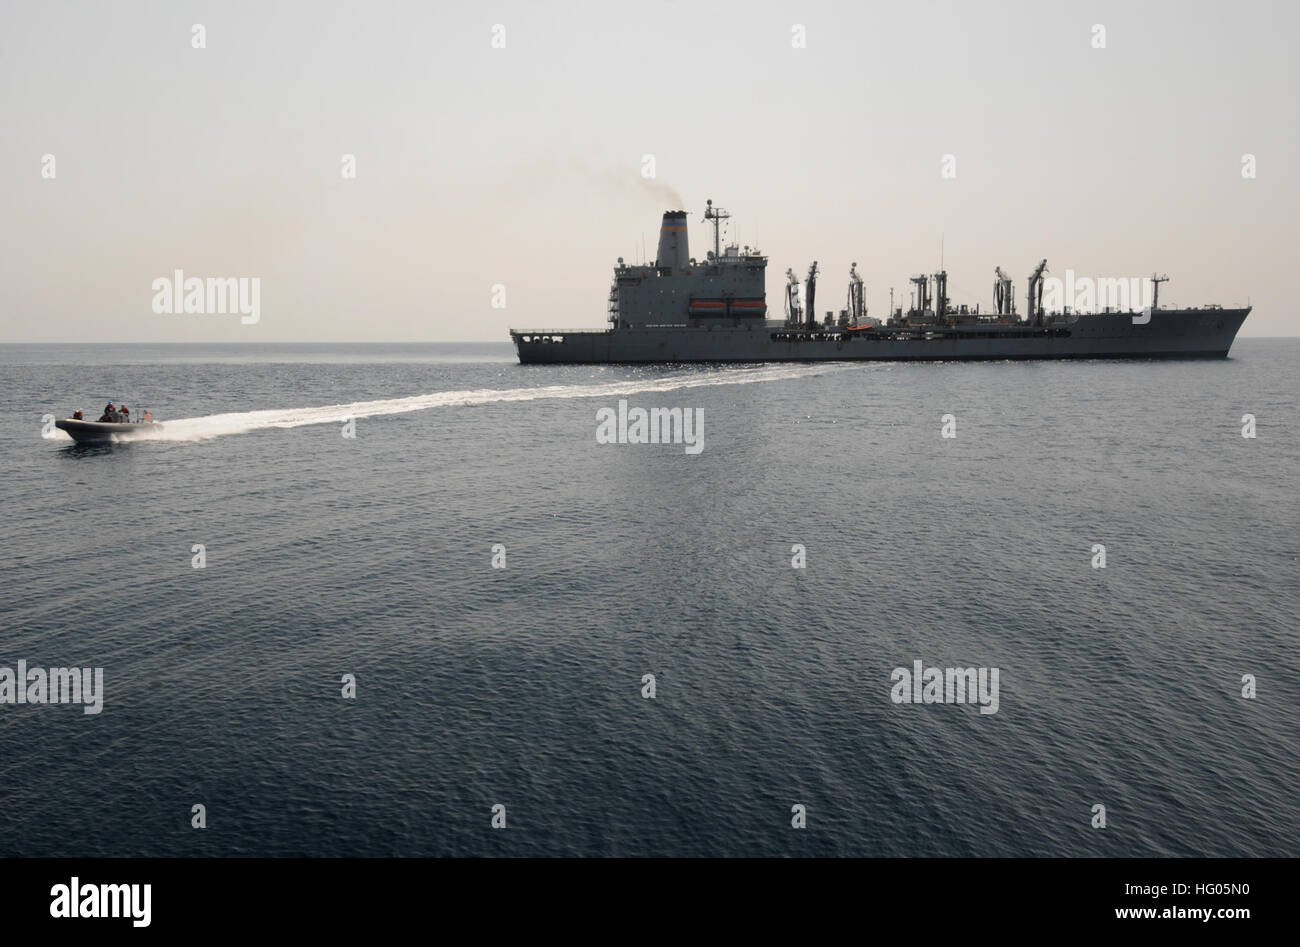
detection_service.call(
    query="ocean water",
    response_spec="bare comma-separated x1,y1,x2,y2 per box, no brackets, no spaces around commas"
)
0,341,1296,857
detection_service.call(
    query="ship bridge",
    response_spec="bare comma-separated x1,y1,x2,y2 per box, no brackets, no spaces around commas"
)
608,203,768,328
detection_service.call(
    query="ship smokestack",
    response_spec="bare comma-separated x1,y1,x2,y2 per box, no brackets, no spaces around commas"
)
655,211,689,274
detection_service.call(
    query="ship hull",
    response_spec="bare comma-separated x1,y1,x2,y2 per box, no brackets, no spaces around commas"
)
512,308,1249,364
54,419,160,442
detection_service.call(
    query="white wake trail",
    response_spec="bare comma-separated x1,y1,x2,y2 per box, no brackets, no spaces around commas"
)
104,363,859,443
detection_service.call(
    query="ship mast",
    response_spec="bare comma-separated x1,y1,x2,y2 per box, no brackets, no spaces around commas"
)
1149,273,1169,311
703,199,730,259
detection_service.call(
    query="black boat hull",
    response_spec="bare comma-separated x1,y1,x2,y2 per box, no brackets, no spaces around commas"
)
54,419,160,443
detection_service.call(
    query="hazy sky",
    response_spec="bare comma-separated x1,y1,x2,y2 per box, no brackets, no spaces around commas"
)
2,0,1297,341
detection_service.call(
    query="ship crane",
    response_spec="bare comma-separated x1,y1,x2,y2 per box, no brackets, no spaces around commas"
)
909,274,930,317
994,266,1014,317
784,268,803,328
1027,259,1048,325
805,261,819,329
847,262,867,323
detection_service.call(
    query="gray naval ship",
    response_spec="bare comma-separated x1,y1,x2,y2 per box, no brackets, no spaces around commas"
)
511,200,1249,363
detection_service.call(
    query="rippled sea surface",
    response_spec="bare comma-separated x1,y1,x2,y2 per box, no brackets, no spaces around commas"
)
1,341,1296,857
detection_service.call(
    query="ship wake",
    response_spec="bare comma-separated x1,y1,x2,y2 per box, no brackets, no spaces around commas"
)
72,363,859,443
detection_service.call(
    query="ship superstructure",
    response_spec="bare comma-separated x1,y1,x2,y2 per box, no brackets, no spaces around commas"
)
605,202,767,330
